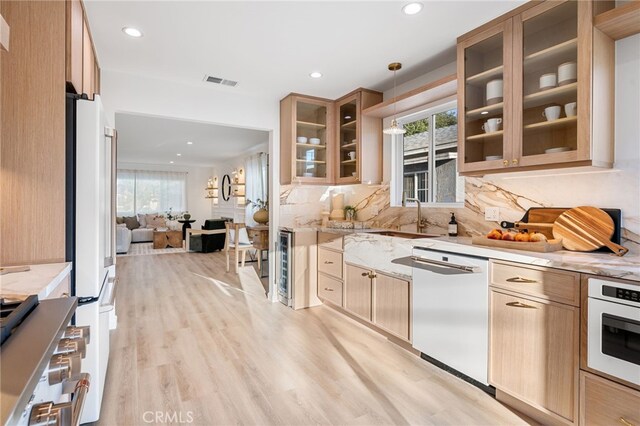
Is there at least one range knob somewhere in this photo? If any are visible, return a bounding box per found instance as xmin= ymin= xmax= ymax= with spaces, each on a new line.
xmin=48 ymin=352 xmax=81 ymax=385
xmin=55 ymin=337 xmax=86 ymax=358
xmin=28 ymin=401 xmax=71 ymax=426
xmin=63 ymin=326 xmax=90 ymax=344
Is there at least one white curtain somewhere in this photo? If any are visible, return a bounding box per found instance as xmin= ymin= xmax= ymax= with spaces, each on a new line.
xmin=116 ymin=169 xmax=187 ymax=215
xmin=244 ymin=153 xmax=268 ymax=225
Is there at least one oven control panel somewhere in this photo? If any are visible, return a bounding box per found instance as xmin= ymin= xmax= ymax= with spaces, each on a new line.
xmin=603 ymin=285 xmax=640 ymax=303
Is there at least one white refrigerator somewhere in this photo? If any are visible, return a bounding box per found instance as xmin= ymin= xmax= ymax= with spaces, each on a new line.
xmin=66 ymin=94 xmax=117 ymax=423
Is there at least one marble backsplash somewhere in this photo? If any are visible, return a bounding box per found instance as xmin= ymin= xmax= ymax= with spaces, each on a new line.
xmin=280 ymin=174 xmax=640 ymax=252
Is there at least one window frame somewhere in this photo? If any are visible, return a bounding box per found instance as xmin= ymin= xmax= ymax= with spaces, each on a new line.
xmin=391 ymin=100 xmax=464 ymax=208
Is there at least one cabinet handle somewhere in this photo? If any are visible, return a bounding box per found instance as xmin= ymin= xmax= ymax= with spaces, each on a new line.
xmin=506 ymin=276 xmax=538 ymax=284
xmin=506 ymin=301 xmax=537 ymax=309
xmin=619 ymin=418 xmax=634 ymax=426
xmin=512 ymin=158 xmax=519 ymax=165
xmin=324 ymin=261 xmax=334 ymax=264
xmin=323 ymin=288 xmax=334 ymax=292
xmin=503 ymin=160 xmax=509 ymax=166
xmin=368 ymin=273 xmax=377 ymax=279
xmin=362 ymin=272 xmax=369 ymax=277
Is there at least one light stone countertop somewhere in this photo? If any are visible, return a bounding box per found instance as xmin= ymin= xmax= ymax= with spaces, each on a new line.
xmin=0 ymin=262 xmax=72 ymax=299
xmin=412 ymin=237 xmax=640 ymax=283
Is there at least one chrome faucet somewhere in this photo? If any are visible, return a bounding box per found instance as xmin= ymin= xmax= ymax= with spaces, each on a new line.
xmin=402 ymin=192 xmax=427 ymax=234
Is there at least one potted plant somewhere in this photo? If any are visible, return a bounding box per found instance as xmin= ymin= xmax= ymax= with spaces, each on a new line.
xmin=247 ymin=198 xmax=269 ymax=224
xmin=344 ymin=205 xmax=357 ymax=221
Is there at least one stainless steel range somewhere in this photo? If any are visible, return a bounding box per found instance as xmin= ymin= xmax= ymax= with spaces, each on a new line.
xmin=0 ymin=296 xmax=91 ymax=426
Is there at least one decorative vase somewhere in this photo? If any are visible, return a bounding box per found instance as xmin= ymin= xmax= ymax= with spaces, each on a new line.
xmin=253 ymin=209 xmax=269 ymax=225
xmin=183 ymin=213 xmax=191 ymax=220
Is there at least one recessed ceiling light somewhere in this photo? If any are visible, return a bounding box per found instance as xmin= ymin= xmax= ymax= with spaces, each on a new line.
xmin=177 ymin=153 xmax=182 ymax=156
xmin=309 ymin=72 xmax=323 ymax=79
xmin=122 ymin=27 xmax=143 ymax=38
xmin=169 ymin=161 xmax=174 ymax=164
xmin=402 ymin=2 xmax=423 ymax=15
xmin=186 ymin=141 xmax=193 ymax=145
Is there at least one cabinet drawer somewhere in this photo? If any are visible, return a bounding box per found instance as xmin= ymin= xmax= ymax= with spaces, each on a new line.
xmin=318 ymin=273 xmax=343 ymax=306
xmin=490 ymin=261 xmax=580 ymax=306
xmin=318 ymin=232 xmax=343 ymax=251
xmin=318 ymin=248 xmax=343 ymax=279
xmin=580 ymin=371 xmax=640 ymax=426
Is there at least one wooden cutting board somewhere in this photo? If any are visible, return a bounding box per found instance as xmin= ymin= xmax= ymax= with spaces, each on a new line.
xmin=552 ymin=206 xmax=628 ymax=256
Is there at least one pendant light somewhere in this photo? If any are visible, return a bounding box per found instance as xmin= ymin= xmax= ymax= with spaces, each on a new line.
xmin=383 ymin=62 xmax=406 ymax=135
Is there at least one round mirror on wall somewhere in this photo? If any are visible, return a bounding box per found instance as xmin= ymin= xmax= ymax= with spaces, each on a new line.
xmin=221 ymin=174 xmax=232 ymax=201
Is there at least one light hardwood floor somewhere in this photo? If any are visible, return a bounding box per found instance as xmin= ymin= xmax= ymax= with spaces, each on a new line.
xmin=98 ymin=251 xmax=531 ymax=426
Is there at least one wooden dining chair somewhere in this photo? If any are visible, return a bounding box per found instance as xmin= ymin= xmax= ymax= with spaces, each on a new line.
xmin=224 ymin=222 xmax=256 ymax=273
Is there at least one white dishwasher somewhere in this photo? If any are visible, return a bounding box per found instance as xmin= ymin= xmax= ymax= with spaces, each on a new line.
xmin=411 ymin=246 xmax=490 ymax=388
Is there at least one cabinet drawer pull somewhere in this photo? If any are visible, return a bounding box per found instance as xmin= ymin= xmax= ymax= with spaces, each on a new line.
xmin=323 ymin=287 xmax=334 ymax=292
xmin=506 ymin=301 xmax=537 ymax=309
xmin=619 ymin=418 xmax=634 ymax=426
xmin=324 ymin=261 xmax=334 ymax=264
xmin=506 ymin=276 xmax=538 ymax=284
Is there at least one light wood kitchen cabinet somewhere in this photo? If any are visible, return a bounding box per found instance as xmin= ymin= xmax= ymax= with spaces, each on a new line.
xmin=335 ymin=89 xmax=383 ymax=184
xmin=280 ymin=89 xmax=382 ymax=185
xmin=1 ymin=0 xmax=67 ymax=266
xmin=318 ymin=247 xmax=343 ymax=280
xmin=344 ymin=263 xmax=373 ymax=321
xmin=458 ymin=0 xmax=614 ymax=175
xmin=65 ymin=0 xmax=83 ymax=93
xmin=318 ymin=273 xmax=343 ymax=307
xmin=280 ymin=94 xmax=334 ymax=185
xmin=373 ymin=272 xmax=410 ymax=341
xmin=490 ymin=289 xmax=579 ymax=424
xmin=580 ymin=371 xmax=640 ymax=426
xmin=65 ymin=0 xmax=100 ymax=98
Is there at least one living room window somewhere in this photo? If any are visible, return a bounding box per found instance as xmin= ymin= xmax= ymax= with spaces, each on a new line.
xmin=392 ymin=101 xmax=464 ymax=206
xmin=116 ymin=170 xmax=187 ymax=216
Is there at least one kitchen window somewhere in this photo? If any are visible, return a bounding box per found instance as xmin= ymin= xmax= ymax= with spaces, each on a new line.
xmin=392 ymin=101 xmax=464 ymax=206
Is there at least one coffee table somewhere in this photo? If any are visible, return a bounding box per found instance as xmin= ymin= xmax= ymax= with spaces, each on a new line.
xmin=153 ymin=230 xmax=183 ymax=249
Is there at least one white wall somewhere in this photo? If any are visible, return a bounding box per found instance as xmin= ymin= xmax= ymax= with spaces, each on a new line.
xmin=117 ymin=162 xmax=214 ymax=229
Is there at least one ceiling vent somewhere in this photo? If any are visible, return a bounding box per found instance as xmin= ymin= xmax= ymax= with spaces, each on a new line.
xmin=204 ymin=75 xmax=238 ymax=87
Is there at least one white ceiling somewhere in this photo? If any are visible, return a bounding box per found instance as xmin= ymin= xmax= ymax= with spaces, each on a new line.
xmin=85 ymin=0 xmax=526 ymax=100
xmin=116 ymin=113 xmax=269 ymax=166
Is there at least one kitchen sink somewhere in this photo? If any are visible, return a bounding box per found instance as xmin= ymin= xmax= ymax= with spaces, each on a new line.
xmin=367 ymin=230 xmax=441 ymax=239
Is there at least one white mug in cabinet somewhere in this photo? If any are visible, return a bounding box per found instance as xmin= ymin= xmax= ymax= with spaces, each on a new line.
xmin=482 ymin=117 xmax=502 ymax=133
xmin=297 ymin=136 xmax=308 ymax=144
xmin=539 ymin=73 xmax=557 ymax=90
xmin=564 ymin=102 xmax=577 ymax=117
xmin=542 ymin=106 xmax=561 ymax=121
xmin=486 ymin=79 xmax=503 ymax=105
xmin=348 ymin=151 xmax=356 ymax=160
xmin=558 ymin=61 xmax=577 ymax=86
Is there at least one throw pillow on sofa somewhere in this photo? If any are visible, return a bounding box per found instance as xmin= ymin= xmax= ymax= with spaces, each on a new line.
xmin=137 ymin=213 xmax=148 ymax=228
xmin=123 ymin=216 xmax=140 ymax=230
xmin=116 ymin=216 xmax=125 ymax=224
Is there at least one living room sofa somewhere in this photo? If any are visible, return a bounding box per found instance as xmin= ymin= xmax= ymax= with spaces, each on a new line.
xmin=116 ymin=213 xmax=182 ymax=253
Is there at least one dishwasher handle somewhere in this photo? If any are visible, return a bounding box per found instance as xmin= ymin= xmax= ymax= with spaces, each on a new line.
xmin=411 ymin=256 xmax=481 ymax=273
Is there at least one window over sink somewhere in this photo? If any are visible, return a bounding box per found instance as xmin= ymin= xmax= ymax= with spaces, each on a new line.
xmin=392 ymin=100 xmax=464 ymax=206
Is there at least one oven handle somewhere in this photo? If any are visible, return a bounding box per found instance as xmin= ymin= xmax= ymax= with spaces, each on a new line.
xmin=71 ymin=373 xmax=91 ymax=426
xmin=410 ymin=256 xmax=480 ymax=273
xmin=603 ymin=314 xmax=640 ymax=334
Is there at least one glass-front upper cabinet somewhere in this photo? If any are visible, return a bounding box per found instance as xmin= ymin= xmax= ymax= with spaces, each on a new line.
xmin=517 ymin=0 xmax=579 ymax=167
xmin=336 ymin=94 xmax=359 ymax=183
xmin=458 ymin=19 xmax=512 ymax=173
xmin=280 ymin=95 xmax=334 ymax=185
